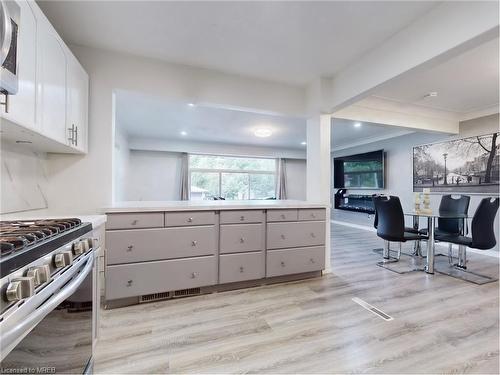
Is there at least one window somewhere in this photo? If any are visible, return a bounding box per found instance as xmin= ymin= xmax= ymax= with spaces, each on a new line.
xmin=189 ymin=155 xmax=277 ymax=200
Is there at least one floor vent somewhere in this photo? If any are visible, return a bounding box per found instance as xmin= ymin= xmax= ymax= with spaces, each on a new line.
xmin=140 ymin=292 xmax=171 ymax=303
xmin=352 ymin=297 xmax=394 ymax=321
xmin=173 ymin=288 xmax=201 ymax=298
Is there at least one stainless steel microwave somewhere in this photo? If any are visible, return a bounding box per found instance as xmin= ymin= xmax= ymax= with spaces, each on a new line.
xmin=0 ymin=0 xmax=20 ymax=95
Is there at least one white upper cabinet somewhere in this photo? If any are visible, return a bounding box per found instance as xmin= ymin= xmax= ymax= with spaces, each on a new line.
xmin=37 ymin=19 xmax=67 ymax=144
xmin=66 ymin=52 xmax=89 ymax=152
xmin=0 ymin=0 xmax=88 ymax=154
xmin=1 ymin=0 xmax=37 ymax=129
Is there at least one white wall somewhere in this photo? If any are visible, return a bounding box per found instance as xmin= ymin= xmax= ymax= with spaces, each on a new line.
xmin=40 ymin=45 xmax=308 ymax=214
xmin=332 ymin=114 xmax=500 ymax=251
xmin=286 ymin=159 xmax=306 ymax=200
xmin=114 ymin=146 xmax=307 ymax=202
xmin=124 ymin=150 xmax=182 ymax=201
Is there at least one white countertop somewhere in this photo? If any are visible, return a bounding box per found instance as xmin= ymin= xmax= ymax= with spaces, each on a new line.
xmin=103 ymin=200 xmax=329 ymax=213
xmin=0 ymin=213 xmax=107 ymax=229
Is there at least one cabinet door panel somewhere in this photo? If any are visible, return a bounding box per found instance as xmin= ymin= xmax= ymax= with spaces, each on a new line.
xmin=1 ymin=1 xmax=37 ymax=129
xmin=38 ymin=23 xmax=66 ymax=143
xmin=66 ymin=53 xmax=88 ymax=152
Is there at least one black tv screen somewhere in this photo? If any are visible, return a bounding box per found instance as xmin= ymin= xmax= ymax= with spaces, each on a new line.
xmin=334 ymin=150 xmax=385 ymax=189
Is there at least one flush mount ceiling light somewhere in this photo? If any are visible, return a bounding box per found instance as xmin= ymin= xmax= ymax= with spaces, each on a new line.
xmin=180 ymin=131 xmax=188 ymax=136
xmin=187 ymin=103 xmax=196 ymax=107
xmin=301 ymin=141 xmax=307 ymax=145
xmin=254 ymin=128 xmax=273 ymax=138
xmin=354 ymin=122 xmax=362 ymax=128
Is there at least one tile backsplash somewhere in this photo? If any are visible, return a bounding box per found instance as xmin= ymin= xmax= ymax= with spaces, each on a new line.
xmin=1 ymin=141 xmax=49 ymax=214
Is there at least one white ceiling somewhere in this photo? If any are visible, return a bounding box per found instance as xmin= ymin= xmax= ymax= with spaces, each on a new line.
xmin=37 ymin=1 xmax=439 ymax=86
xmin=116 ymin=91 xmax=412 ymax=150
xmin=373 ymin=37 xmax=500 ymax=114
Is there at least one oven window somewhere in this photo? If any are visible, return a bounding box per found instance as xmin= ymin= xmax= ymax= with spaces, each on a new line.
xmin=0 ymin=270 xmax=93 ymax=374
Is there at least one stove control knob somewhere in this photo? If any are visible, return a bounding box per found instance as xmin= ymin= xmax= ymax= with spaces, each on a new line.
xmin=54 ymin=251 xmax=74 ymax=268
xmin=6 ymin=277 xmax=35 ymax=302
xmin=26 ymin=265 xmax=51 ymax=286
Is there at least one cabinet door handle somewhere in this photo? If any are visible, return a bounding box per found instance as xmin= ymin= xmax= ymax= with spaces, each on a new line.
xmin=281 ymin=261 xmax=285 ymax=267
xmin=1 ymin=93 xmax=9 ymax=113
xmin=187 ymin=217 xmax=193 ymax=223
xmin=74 ymin=126 xmax=78 ymax=147
xmin=190 ymin=272 xmax=198 ymax=279
xmin=68 ymin=126 xmax=74 ymax=144
xmin=191 ymin=240 xmax=198 ymax=246
xmin=310 ymin=258 xmax=315 ymax=264
xmin=127 ymin=245 xmax=133 ymax=252
xmin=311 ymin=213 xmax=316 ymax=218
xmin=239 ymin=237 xmax=245 ymax=243
xmin=281 ymin=234 xmax=286 ymax=240
xmin=280 ymin=214 xmax=286 ymax=219
xmin=131 ymin=220 xmax=138 ymax=225
xmin=310 ymin=232 xmax=316 ymax=238
xmin=240 ymin=216 xmax=245 ymax=221
xmin=239 ymin=266 xmax=244 ymax=273
xmin=126 ymin=280 xmax=133 ymax=286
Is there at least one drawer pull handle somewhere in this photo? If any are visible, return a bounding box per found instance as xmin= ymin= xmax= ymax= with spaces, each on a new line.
xmin=191 ymin=240 xmax=198 ymax=246
xmin=280 ymin=214 xmax=286 ymax=219
xmin=126 ymin=280 xmax=133 ymax=286
xmin=240 ymin=216 xmax=245 ymax=221
xmin=240 ymin=266 xmax=244 ymax=273
xmin=239 ymin=237 xmax=245 ymax=243
xmin=310 ymin=233 xmax=316 ymax=238
xmin=311 ymin=214 xmax=316 ymax=218
xmin=310 ymin=258 xmax=315 ymax=264
xmin=187 ymin=217 xmax=193 ymax=223
xmin=131 ymin=220 xmax=138 ymax=225
xmin=190 ymin=272 xmax=198 ymax=279
xmin=281 ymin=234 xmax=286 ymax=240
xmin=127 ymin=245 xmax=133 ymax=252
xmin=281 ymin=261 xmax=285 ymax=267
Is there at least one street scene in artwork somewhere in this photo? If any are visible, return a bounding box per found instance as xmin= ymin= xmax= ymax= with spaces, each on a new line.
xmin=413 ymin=132 xmax=499 ymax=193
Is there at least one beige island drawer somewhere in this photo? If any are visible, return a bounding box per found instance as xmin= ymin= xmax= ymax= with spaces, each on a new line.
xmin=106 ymin=226 xmax=216 ymax=265
xmin=267 ymin=221 xmax=325 ymax=249
xmin=267 ymin=209 xmax=298 ymax=222
xmin=220 ymin=223 xmax=264 ymax=254
xmin=220 ymin=210 xmax=265 ymax=224
xmin=106 ymin=212 xmax=164 ymax=230
xmin=219 ymin=252 xmax=264 ymax=284
xmin=165 ymin=211 xmax=215 ymax=226
xmin=105 ymin=255 xmax=217 ymax=300
xmin=266 ymin=246 xmax=325 ymax=277
xmin=298 ymin=208 xmax=326 ymax=221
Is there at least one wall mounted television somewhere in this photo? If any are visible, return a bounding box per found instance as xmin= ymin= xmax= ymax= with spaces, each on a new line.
xmin=333 ymin=150 xmax=385 ymax=189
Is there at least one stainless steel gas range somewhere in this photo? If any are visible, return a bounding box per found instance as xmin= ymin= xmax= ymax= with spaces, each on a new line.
xmin=0 ymin=218 xmax=95 ymax=374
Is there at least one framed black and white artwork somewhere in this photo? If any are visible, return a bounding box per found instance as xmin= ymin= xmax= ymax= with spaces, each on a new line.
xmin=413 ymin=132 xmax=499 ymax=193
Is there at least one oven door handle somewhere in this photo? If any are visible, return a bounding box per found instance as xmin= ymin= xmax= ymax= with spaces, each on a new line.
xmin=0 ymin=1 xmax=12 ymax=66
xmin=0 ymin=254 xmax=94 ymax=360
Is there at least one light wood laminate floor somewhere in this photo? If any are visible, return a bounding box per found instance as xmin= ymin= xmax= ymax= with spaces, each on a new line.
xmin=95 ymin=224 xmax=499 ymax=374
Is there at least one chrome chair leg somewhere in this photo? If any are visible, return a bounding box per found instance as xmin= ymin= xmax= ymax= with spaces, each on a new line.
xmin=383 ymin=240 xmax=390 ymax=259
xmin=397 ymin=242 xmax=402 ymax=260
xmin=448 ymin=243 xmax=453 ymax=265
xmin=457 ymin=244 xmax=467 ymax=269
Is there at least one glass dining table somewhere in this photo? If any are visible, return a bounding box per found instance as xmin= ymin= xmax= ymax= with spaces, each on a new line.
xmin=404 ymin=212 xmax=469 ymax=274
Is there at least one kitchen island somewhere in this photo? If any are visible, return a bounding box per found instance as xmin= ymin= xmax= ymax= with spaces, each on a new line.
xmin=103 ymin=200 xmax=329 ymax=308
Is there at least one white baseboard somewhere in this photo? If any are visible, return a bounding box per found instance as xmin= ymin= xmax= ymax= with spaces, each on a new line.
xmin=331 ymin=219 xmax=500 ymax=258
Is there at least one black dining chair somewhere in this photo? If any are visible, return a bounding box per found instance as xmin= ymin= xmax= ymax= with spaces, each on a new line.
xmin=373 ymin=195 xmax=428 ymax=263
xmin=417 ymin=194 xmax=470 ymax=261
xmin=435 ymin=197 xmax=499 ymax=270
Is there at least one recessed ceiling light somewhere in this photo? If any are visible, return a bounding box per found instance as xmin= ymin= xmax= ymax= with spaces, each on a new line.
xmin=301 ymin=141 xmax=307 ymax=145
xmin=187 ymin=103 xmax=196 ymax=107
xmin=354 ymin=122 xmax=362 ymax=128
xmin=254 ymin=128 xmax=273 ymax=138
xmin=180 ymin=131 xmax=187 ymax=136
